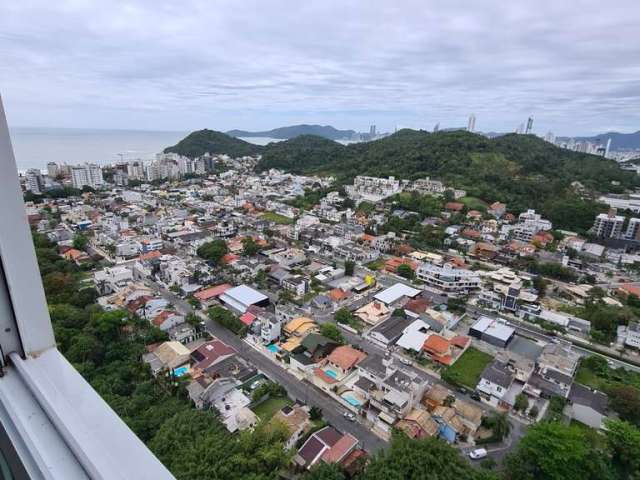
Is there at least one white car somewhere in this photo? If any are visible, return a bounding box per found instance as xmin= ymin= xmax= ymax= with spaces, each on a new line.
xmin=469 ymin=448 xmax=488 ymax=460
xmin=400 ymin=357 xmax=412 ymax=366
xmin=343 ymin=412 xmax=356 ymax=421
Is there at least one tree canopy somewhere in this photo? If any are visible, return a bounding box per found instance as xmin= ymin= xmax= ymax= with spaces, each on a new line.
xmin=197 ymin=239 xmax=228 ymax=265
xmin=361 ymin=433 xmax=497 ymax=480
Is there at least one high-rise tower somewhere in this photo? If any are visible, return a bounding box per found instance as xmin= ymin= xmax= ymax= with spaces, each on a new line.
xmin=467 ymin=114 xmax=476 ymax=132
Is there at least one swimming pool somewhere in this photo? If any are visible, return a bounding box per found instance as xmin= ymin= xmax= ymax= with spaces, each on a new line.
xmin=173 ymin=366 xmax=189 ymax=377
xmin=324 ymin=369 xmax=338 ymax=379
xmin=343 ymin=395 xmax=362 ymax=407
xmin=266 ymin=344 xmax=280 ymax=353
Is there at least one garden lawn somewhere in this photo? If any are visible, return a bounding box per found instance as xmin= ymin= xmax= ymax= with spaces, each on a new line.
xmin=442 ymin=347 xmax=493 ymax=389
xmin=252 ymin=397 xmax=293 ymax=422
xmin=261 ymin=211 xmax=294 ymax=224
xmin=459 ymin=196 xmax=489 ymax=212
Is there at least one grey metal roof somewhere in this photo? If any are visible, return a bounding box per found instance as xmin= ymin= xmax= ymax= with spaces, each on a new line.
xmin=569 ymin=383 xmax=608 ymax=415
xmin=370 ymin=316 xmax=414 ymax=343
xmin=358 ymin=354 xmax=387 ymax=378
xmin=481 ymin=361 xmax=514 ymax=389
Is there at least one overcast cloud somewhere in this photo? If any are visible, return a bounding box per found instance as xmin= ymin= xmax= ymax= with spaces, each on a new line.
xmin=1 ymin=0 xmax=639 ymax=135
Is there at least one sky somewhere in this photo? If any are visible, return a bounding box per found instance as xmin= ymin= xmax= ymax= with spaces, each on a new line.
xmin=1 ymin=0 xmax=639 ymax=136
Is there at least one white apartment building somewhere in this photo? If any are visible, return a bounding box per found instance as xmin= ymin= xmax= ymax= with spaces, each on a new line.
xmin=416 ymin=263 xmax=481 ymax=297
xmin=127 ymin=161 xmax=145 ymax=180
xmin=25 ymin=168 xmax=45 ymax=194
xmin=46 ymin=162 xmax=59 ymax=178
xmin=592 ymin=210 xmax=625 ymax=239
xmin=410 ymin=177 xmax=446 ymax=195
xmin=511 ymin=209 xmax=552 ymax=242
xmin=346 ymin=176 xmax=402 ymax=202
xmin=71 ymin=164 xmax=104 ymax=189
xmin=625 ymin=218 xmax=640 ymax=241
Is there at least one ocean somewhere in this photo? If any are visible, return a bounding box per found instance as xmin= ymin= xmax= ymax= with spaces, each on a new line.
xmin=8 ymin=127 xmax=349 ymax=171
xmin=9 ymin=127 xmax=189 ymax=171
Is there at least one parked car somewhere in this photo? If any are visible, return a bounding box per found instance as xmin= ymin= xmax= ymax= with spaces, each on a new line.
xmin=469 ymin=448 xmax=488 ymax=460
xmin=400 ymin=357 xmax=412 ymax=366
xmin=470 ymin=391 xmax=481 ymax=401
xmin=343 ymin=412 xmax=356 ymax=421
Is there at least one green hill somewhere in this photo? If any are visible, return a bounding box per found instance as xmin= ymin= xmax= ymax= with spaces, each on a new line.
xmin=163 ymin=129 xmax=263 ymax=158
xmin=256 ymin=129 xmax=638 ymax=232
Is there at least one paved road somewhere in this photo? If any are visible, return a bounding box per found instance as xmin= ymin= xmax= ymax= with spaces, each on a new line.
xmin=144 ymin=279 xmax=388 ymax=453
xmin=467 ymin=305 xmax=640 ymax=373
xmin=145 ymin=278 xmax=528 ymax=457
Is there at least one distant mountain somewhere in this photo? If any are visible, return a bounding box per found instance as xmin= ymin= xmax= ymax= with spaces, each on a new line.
xmin=226 ymin=124 xmax=356 ymax=141
xmin=163 ymin=129 xmax=263 ymax=158
xmin=557 ymin=131 xmax=640 ymax=151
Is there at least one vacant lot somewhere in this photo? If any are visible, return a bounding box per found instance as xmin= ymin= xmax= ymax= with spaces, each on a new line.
xmin=459 ymin=196 xmax=489 ymax=212
xmin=261 ymin=211 xmax=294 ymax=224
xmin=442 ymin=347 xmax=493 ymax=389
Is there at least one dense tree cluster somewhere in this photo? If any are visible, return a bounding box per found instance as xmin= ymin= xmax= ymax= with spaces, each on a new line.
xmin=242 ymin=236 xmax=262 ymax=256
xmin=163 ymin=129 xmax=262 ymax=158
xmin=208 ymin=305 xmax=247 ymax=335
xmin=287 ymin=187 xmax=333 ymax=210
xmin=361 ymin=433 xmax=497 ymax=480
xmin=503 ymin=420 xmax=640 ymax=480
xmin=319 ymin=323 xmax=345 ymax=344
xmin=196 ymin=239 xmax=228 ymax=265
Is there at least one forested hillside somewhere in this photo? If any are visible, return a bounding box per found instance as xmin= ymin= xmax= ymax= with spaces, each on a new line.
xmin=163 ymin=128 xmax=637 ymax=231
xmin=164 ymin=129 xmax=263 ymax=158
xmin=256 ymin=129 xmax=637 ymax=231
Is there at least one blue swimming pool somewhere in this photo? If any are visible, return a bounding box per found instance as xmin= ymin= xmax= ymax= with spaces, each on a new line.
xmin=266 ymin=344 xmax=280 ymax=353
xmin=324 ymin=369 xmax=338 ymax=379
xmin=173 ymin=366 xmax=188 ymax=377
xmin=343 ymin=395 xmax=362 ymax=407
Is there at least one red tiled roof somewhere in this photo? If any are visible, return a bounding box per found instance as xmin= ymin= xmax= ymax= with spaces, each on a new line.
xmin=621 ymin=284 xmax=640 ymax=297
xmin=194 ymin=284 xmax=232 ymax=301
xmin=239 ymin=312 xmax=256 ymax=326
xmin=450 ymin=335 xmax=471 ymax=348
xmin=63 ymin=248 xmax=85 ymax=260
xmin=152 ymin=310 xmax=172 ymax=327
xmin=445 ymin=202 xmax=464 ymax=211
xmin=326 ymin=346 xmax=367 ymax=371
xmin=384 ymin=257 xmax=417 ymax=273
xmin=328 ymin=289 xmax=350 ymax=301
xmin=222 ymin=253 xmax=240 ymax=264
xmin=191 ymin=340 xmax=236 ymax=370
xmin=321 ymin=433 xmax=358 ymax=463
xmin=139 ymin=250 xmax=162 ymax=261
xmin=340 ymin=449 xmax=367 ymax=471
xmin=404 ymin=298 xmax=429 ymax=314
xmin=127 ymin=295 xmax=153 ymax=313
xmin=461 ymin=229 xmax=481 ymax=239
xmin=423 ymin=334 xmax=450 ymax=355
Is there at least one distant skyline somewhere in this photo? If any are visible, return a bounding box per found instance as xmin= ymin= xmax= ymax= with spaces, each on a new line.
xmin=1 ymin=1 xmax=639 ymax=136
